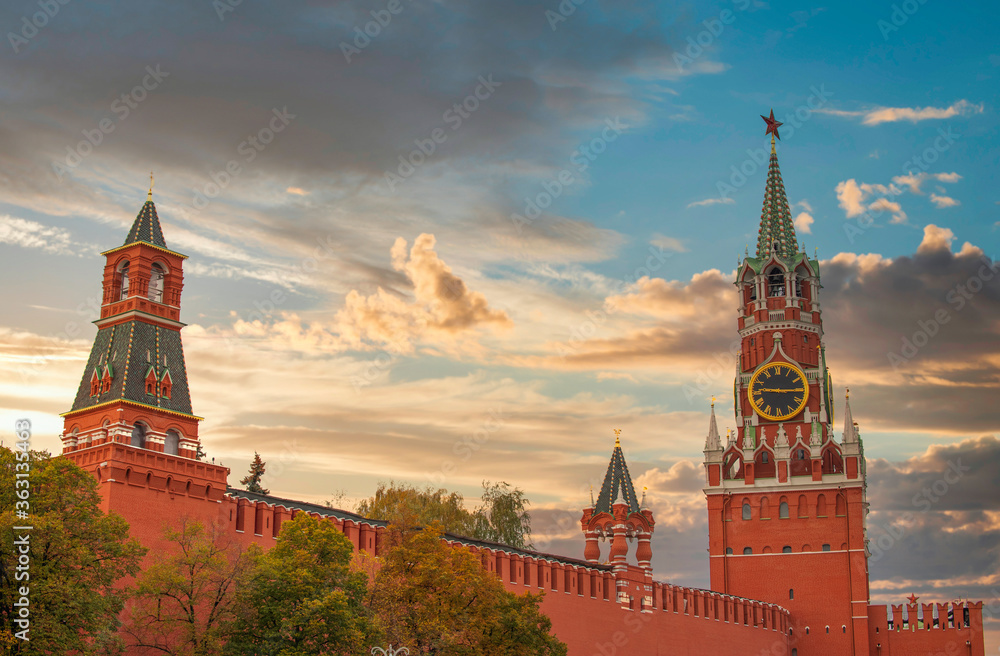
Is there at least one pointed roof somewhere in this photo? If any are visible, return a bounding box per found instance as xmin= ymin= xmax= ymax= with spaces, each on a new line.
xmin=124 ymin=200 xmax=167 ymax=248
xmin=595 ymin=437 xmax=640 ymax=515
xmin=755 ymin=140 xmax=798 ymax=259
xmin=842 ymin=388 xmax=857 ymax=443
xmin=704 ymin=400 xmax=722 ymax=452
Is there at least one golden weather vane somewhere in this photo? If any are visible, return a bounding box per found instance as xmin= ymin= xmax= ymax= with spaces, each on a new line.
xmin=613 ymin=428 xmax=621 ymax=446
xmin=147 ymin=171 xmax=154 ymax=200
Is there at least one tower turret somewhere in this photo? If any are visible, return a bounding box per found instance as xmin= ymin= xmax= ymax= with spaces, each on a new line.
xmin=581 ymin=431 xmax=654 ymax=573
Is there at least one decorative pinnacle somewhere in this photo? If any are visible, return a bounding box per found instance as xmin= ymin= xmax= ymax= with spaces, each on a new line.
xmin=147 ymin=171 xmax=154 ymax=201
xmin=711 ymin=395 xmax=715 ymax=408
xmin=613 ymin=428 xmax=621 ymax=446
xmin=846 ymin=386 xmax=850 ymax=399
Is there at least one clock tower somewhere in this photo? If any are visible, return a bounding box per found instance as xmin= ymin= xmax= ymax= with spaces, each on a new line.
xmin=703 ymin=112 xmax=870 ymax=655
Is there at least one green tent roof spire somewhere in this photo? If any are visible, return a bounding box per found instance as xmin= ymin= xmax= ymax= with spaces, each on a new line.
xmin=756 ymin=110 xmax=797 ymax=259
xmin=124 ymin=198 xmax=167 ymax=248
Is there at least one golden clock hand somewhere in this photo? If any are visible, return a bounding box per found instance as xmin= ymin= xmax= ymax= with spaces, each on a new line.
xmin=758 ymin=387 xmax=795 ymax=393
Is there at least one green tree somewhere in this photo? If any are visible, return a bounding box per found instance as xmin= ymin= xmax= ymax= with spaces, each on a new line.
xmin=474 ymin=481 xmax=532 ymax=549
xmin=0 ymin=445 xmax=145 ymax=654
xmin=240 ymin=452 xmax=269 ymax=495
xmin=356 ymin=481 xmax=476 ymax=536
xmin=368 ymin=525 xmax=566 ymax=655
xmin=123 ymin=519 xmax=254 ymax=655
xmin=356 ymin=481 xmax=532 ymax=548
xmin=225 ymin=513 xmax=373 ymax=655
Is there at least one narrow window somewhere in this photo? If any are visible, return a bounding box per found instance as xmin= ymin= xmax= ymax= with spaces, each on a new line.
xmin=119 ymin=262 xmax=130 ymax=300
xmin=742 ymin=502 xmax=751 ymax=520
xmin=148 ymin=264 xmax=165 ymax=303
xmin=779 ymin=501 xmax=789 ymax=519
xmin=761 ymin=452 xmax=769 ymax=464
xmin=768 ymin=268 xmax=785 ymax=297
xmin=789 ymin=588 xmax=794 ymax=599
xmin=130 ymin=423 xmax=146 ymax=449
xmin=164 ymin=430 xmax=180 ymax=456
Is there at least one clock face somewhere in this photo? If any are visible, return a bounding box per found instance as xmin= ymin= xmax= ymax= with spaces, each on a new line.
xmin=748 ymin=362 xmax=808 ymax=421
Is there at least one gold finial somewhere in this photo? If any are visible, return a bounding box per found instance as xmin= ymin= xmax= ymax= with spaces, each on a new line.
xmin=147 ymin=171 xmax=154 ymax=201
xmin=846 ymin=386 xmax=850 ymax=399
xmin=711 ymin=395 xmax=715 ymax=408
xmin=613 ymin=428 xmax=621 ymax=445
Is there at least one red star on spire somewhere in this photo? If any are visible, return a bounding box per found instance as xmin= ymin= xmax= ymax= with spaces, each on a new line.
xmin=761 ymin=109 xmax=783 ymax=140
xmin=907 ymin=593 xmax=919 ymax=605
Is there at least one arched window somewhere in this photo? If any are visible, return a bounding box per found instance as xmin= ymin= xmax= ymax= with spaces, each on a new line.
xmin=119 ymin=262 xmax=130 ymax=300
xmin=742 ymin=501 xmax=752 ymax=520
xmin=789 ymin=588 xmax=794 ymax=599
xmin=726 ymin=547 xmax=733 ymax=555
xmin=817 ymin=494 xmax=828 ymax=516
xmin=826 ymin=626 xmax=830 ymax=634
xmin=743 ymin=547 xmax=752 ymax=555
xmin=842 ymin=625 xmax=847 ymax=633
xmin=779 ymin=499 xmax=790 ymax=519
xmin=761 ymin=452 xmax=769 ymax=464
xmin=130 ymin=422 xmax=146 ymax=449
xmin=767 ymin=267 xmax=785 ymax=297
xmin=822 ymin=544 xmax=831 ymax=551
xmin=164 ymin=430 xmax=180 ymax=455
xmin=148 ymin=263 xmax=165 ymax=303
xmin=805 ymin=627 xmax=810 ymax=635
xmin=782 ymin=546 xmax=792 ymax=553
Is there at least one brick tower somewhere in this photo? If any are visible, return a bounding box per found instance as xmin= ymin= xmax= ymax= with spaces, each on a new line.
xmin=581 ymin=432 xmax=655 ymax=572
xmin=60 ymin=184 xmax=228 ymax=522
xmin=703 ymin=112 xmax=871 ymax=655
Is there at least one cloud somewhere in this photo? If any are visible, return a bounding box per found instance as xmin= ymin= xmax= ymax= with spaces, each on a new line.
xmin=336 ymin=233 xmax=512 ymax=351
xmin=929 ymin=193 xmax=960 ymax=208
xmin=868 ymin=198 xmax=907 ymax=224
xmin=835 ymin=179 xmax=866 ymax=218
xmin=915 ymin=224 xmax=956 ymax=254
xmin=816 ymin=100 xmax=984 ymax=125
xmin=649 ymin=234 xmax=688 ymax=253
xmin=0 ymin=215 xmax=93 ymax=256
xmin=686 ymin=197 xmax=735 ymax=208
xmin=793 ymin=211 xmax=814 ymax=234
xmin=892 ymin=172 xmax=962 ymax=194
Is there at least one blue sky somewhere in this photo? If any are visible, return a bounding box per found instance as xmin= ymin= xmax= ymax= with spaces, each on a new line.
xmin=0 ymin=0 xmax=998 ymax=650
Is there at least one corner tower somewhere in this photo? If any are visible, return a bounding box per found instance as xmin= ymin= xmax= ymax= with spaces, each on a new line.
xmin=703 ymin=113 xmax=870 ymax=656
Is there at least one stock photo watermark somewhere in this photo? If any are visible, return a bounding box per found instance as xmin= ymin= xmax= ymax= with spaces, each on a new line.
xmin=341 ymin=0 xmax=414 ymax=62
xmin=52 ymin=65 xmax=170 ymax=180
xmin=887 ymin=255 xmax=998 ymax=370
xmin=12 ymin=419 xmax=34 ymax=642
xmin=188 ymin=107 xmax=295 ymax=210
xmin=383 ymin=74 xmax=501 ymax=193
xmin=8 ymin=0 xmax=71 ymax=54
xmin=510 ymin=117 xmax=626 ymax=234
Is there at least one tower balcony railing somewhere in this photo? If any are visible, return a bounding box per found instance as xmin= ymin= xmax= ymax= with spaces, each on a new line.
xmin=101 ymin=296 xmax=180 ymax=321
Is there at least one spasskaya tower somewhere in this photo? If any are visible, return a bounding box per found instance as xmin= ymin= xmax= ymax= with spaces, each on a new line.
xmin=702 ymin=111 xmax=870 ymax=655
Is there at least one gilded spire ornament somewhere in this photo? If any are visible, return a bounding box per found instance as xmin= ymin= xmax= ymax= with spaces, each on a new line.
xmin=147 ymin=171 xmax=154 ymax=201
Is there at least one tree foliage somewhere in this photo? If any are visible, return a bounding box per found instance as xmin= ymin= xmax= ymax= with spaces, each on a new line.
xmin=474 ymin=481 xmax=533 ymax=549
xmin=240 ymin=452 xmax=269 ymax=495
xmin=123 ymin=519 xmax=254 ymax=655
xmin=224 ymin=513 xmax=374 ymax=655
xmin=355 ymin=480 xmax=532 ymax=548
xmin=0 ymin=446 xmax=145 ymax=654
xmin=368 ymin=525 xmax=566 ymax=655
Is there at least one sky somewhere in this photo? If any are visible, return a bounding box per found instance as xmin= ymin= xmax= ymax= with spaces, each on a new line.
xmin=1 ymin=0 xmax=998 ymax=650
